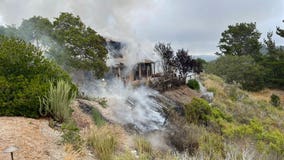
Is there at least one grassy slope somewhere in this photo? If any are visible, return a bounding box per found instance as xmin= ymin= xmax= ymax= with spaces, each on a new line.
xmin=200 ymin=73 xmax=284 ymax=159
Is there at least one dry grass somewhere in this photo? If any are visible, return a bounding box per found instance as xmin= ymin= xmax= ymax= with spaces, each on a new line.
xmin=200 ymin=73 xmax=227 ymax=99
xmin=64 ymin=144 xmax=81 ymax=160
xmin=134 ymin=136 xmax=153 ymax=156
xmin=249 ymin=89 xmax=284 ymax=105
xmin=88 ymin=125 xmax=125 ymax=160
xmin=114 ymin=150 xmax=137 ymax=160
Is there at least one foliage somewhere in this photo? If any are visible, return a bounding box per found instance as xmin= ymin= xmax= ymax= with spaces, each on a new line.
xmin=0 ymin=25 xmax=19 ymax=38
xmin=154 ymin=42 xmax=175 ymax=76
xmin=224 ymin=119 xmax=284 ymax=158
xmin=187 ymin=79 xmax=200 ymax=90
xmin=205 ymin=55 xmax=265 ymax=91
xmin=185 ymin=98 xmax=212 ymax=125
xmin=217 ymin=22 xmax=261 ymax=58
xmin=270 ymin=94 xmax=280 ymax=107
xmin=39 ymin=80 xmax=76 ymax=123
xmin=174 ymin=49 xmax=195 ymax=80
xmin=195 ymin=58 xmax=207 ymax=73
xmin=88 ymin=126 xmax=118 ymax=160
xmin=52 ymin=12 xmax=108 ymax=78
xmin=260 ymin=32 xmax=284 ymax=89
xmin=91 ymin=107 xmax=106 ymax=127
xmin=18 ymin=16 xmax=53 ymax=46
xmin=201 ymin=73 xmax=284 ymax=159
xmin=61 ymin=120 xmax=83 ymax=151
xmin=169 ymin=123 xmax=203 ymax=154
xmin=199 ymin=133 xmax=225 ymax=160
xmin=0 ymin=35 xmax=72 ymax=117
xmin=0 ymin=12 xmax=109 ymax=79
xmin=276 ymin=20 xmax=284 ymax=38
xmin=154 ymin=42 xmax=202 ymax=84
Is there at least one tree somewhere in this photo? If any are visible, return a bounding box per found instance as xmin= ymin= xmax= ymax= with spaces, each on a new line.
xmin=261 ymin=32 xmax=284 ymax=89
xmin=264 ymin=32 xmax=277 ymax=54
xmin=195 ymin=58 xmax=206 ymax=73
xmin=154 ymin=42 xmax=175 ymax=76
xmin=0 ymin=25 xmax=19 ymax=38
xmin=174 ymin=49 xmax=193 ymax=80
xmin=0 ymin=35 xmax=73 ymax=117
xmin=205 ymin=55 xmax=264 ymax=91
xmin=52 ymin=12 xmax=108 ymax=78
xmin=276 ymin=20 xmax=284 ymax=38
xmin=218 ymin=22 xmax=261 ymax=58
xmin=18 ymin=16 xmax=53 ymax=47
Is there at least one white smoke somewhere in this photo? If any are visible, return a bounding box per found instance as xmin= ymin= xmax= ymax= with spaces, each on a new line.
xmin=0 ymin=0 xmax=166 ymax=133
xmin=0 ymin=0 xmax=155 ymax=41
xmin=0 ymin=0 xmax=161 ymax=70
xmin=80 ymin=79 xmax=166 ymax=133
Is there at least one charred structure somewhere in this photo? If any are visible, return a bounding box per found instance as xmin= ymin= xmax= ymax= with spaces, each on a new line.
xmin=106 ymin=40 xmax=158 ymax=85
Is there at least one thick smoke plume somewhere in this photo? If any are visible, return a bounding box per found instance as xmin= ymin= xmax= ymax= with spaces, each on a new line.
xmin=80 ymin=79 xmax=166 ymax=133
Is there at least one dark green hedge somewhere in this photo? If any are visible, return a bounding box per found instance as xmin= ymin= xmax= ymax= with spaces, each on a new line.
xmin=0 ymin=36 xmax=74 ymax=117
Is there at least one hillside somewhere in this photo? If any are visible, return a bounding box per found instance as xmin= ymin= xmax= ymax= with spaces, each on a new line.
xmin=1 ymin=74 xmax=284 ymax=160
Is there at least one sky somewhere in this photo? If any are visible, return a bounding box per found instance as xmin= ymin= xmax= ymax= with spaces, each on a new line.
xmin=0 ymin=0 xmax=283 ymax=55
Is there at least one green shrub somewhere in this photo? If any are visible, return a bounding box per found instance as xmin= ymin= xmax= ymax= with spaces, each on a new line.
xmin=0 ymin=35 xmax=72 ymax=118
xmin=39 ymin=80 xmax=76 ymax=123
xmin=270 ymin=94 xmax=280 ymax=107
xmin=185 ymin=98 xmax=212 ymax=125
xmin=91 ymin=107 xmax=106 ymax=127
xmin=187 ymin=79 xmax=200 ymax=90
xmin=61 ymin=120 xmax=83 ymax=151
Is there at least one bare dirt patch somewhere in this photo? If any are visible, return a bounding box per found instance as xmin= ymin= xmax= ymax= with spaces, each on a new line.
xmin=0 ymin=117 xmax=65 ymax=160
xmin=163 ymin=85 xmax=201 ymax=105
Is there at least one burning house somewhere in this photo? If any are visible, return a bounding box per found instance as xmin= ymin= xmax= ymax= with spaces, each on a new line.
xmin=106 ymin=40 xmax=158 ymax=85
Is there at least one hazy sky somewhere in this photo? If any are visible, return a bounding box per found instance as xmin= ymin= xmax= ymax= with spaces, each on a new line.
xmin=0 ymin=0 xmax=283 ymax=55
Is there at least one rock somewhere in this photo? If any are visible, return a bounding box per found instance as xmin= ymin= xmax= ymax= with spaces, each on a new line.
xmin=78 ymin=100 xmax=93 ymax=114
xmin=201 ymin=92 xmax=214 ymax=103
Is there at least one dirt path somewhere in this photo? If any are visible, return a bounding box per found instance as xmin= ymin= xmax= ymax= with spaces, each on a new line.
xmin=0 ymin=117 xmax=65 ymax=160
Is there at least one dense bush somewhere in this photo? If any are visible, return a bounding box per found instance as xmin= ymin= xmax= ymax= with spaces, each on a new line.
xmin=0 ymin=35 xmax=73 ymax=117
xmin=270 ymin=94 xmax=280 ymax=107
xmin=185 ymin=98 xmax=212 ymax=125
xmin=205 ymin=55 xmax=264 ymax=91
xmin=187 ymin=79 xmax=200 ymax=90
xmin=224 ymin=119 xmax=284 ymax=158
